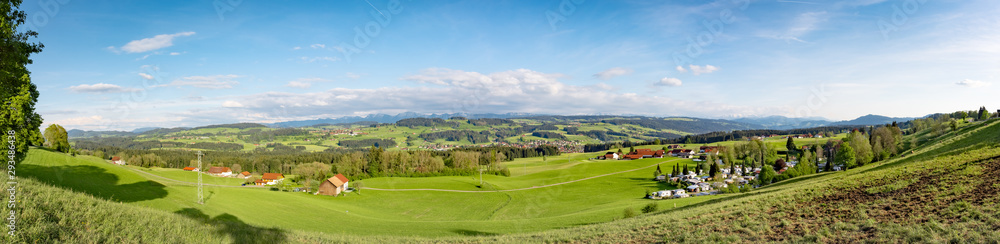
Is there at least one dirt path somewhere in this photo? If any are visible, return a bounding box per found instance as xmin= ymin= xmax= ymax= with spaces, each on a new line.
xmin=365 ymin=159 xmax=677 ymax=193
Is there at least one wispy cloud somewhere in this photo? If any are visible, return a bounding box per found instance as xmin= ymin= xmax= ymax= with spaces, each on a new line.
xmin=115 ymin=32 xmax=195 ymax=53
xmin=286 ymin=81 xmax=312 ymax=89
xmin=655 ymin=77 xmax=683 ymax=87
xmin=689 ymin=65 xmax=719 ymax=75
xmin=956 ymin=79 xmax=991 ymax=88
xmin=761 ymin=11 xmax=827 ymax=43
xmin=285 ymin=77 xmax=332 ymax=89
xmin=158 ymin=75 xmax=241 ymax=89
xmin=298 ymin=56 xmax=339 ymax=63
xmin=205 ymin=68 xmax=779 ymax=123
xmin=68 ymin=83 xmax=141 ymax=93
xmin=593 ymin=67 xmax=634 ymax=80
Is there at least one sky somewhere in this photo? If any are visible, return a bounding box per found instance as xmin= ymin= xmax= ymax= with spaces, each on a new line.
xmin=18 ymin=0 xmax=1000 ymax=131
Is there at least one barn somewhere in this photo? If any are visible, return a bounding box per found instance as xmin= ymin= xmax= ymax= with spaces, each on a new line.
xmin=317 ymin=174 xmax=350 ymax=196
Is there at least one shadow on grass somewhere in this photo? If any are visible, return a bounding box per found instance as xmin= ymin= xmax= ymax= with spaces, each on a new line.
xmin=175 ymin=208 xmax=287 ymax=244
xmin=17 ymin=163 xmax=168 ymax=203
xmin=452 ymin=229 xmax=499 ymax=236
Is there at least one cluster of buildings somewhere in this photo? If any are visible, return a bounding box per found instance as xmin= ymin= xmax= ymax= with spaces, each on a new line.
xmin=597 ymin=145 xmax=721 ymax=161
xmin=181 ymin=166 xmax=286 ymax=186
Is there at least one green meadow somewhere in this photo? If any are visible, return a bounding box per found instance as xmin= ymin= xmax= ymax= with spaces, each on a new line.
xmin=13 ymin=147 xmax=713 ymax=238
xmin=9 ymin=120 xmax=1000 ymax=243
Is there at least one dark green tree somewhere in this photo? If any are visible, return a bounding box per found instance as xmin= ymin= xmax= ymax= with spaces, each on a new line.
xmin=709 ymin=161 xmax=719 ymax=178
xmin=1 ymin=0 xmax=45 ymax=164
xmin=654 ymin=164 xmax=661 ymax=177
xmin=786 ymin=137 xmax=797 ymax=153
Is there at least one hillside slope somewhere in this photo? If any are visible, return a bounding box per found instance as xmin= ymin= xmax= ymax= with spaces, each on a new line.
xmin=10 ymin=120 xmax=1000 ymax=243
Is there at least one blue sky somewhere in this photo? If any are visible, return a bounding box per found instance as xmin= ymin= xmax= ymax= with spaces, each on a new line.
xmin=19 ymin=0 xmax=1000 ymax=131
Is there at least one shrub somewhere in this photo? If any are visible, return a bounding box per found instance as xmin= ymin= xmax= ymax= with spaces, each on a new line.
xmin=623 ymin=207 xmax=638 ymax=218
xmin=642 ymin=203 xmax=659 ymax=213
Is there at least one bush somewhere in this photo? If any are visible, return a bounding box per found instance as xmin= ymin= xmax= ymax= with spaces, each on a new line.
xmin=642 ymin=203 xmax=659 ymax=213
xmin=623 ymin=207 xmax=638 ymax=218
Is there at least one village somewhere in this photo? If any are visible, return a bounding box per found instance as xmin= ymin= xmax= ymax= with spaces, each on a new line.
xmin=106 ymin=156 xmax=355 ymax=197
xmin=593 ymin=141 xmax=833 ymax=200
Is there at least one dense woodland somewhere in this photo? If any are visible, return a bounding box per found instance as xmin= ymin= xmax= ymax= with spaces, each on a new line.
xmin=337 ymin=138 xmax=398 ymax=148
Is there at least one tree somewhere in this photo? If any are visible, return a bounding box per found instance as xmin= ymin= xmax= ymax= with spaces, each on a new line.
xmin=231 ymin=163 xmax=242 ymax=174
xmin=759 ymin=165 xmax=776 ymax=185
xmin=836 ymin=141 xmax=856 ymax=169
xmin=979 ymin=106 xmax=990 ymax=121
xmin=653 ymin=138 xmax=661 ymax=145
xmin=709 ymin=161 xmax=719 ymax=178
xmin=773 ymin=158 xmax=787 ymax=172
xmin=366 ymin=146 xmax=383 ymax=175
xmin=786 ymin=137 xmax=797 ymax=153
xmin=629 ymin=146 xmax=635 ymax=154
xmin=950 ymin=120 xmax=958 ymax=132
xmin=654 ymin=164 xmax=662 ymax=177
xmin=682 ymin=164 xmax=689 ymax=175
xmin=293 ymin=162 xmax=331 ymax=188
xmin=1 ymin=0 xmax=45 ymax=165
xmin=616 ymin=148 xmax=623 ymax=155
xmin=43 ymin=124 xmax=69 ymax=153
xmin=847 ymin=131 xmax=873 ymax=167
xmin=685 ymin=137 xmax=693 ymax=144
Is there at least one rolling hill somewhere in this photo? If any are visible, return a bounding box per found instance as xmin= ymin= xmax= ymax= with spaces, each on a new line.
xmin=11 ymin=118 xmax=1000 ymax=242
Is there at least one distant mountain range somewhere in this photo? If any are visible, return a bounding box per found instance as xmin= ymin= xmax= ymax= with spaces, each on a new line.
xmin=65 ymin=112 xmax=923 ymax=138
xmin=267 ymin=112 xmax=535 ymax=128
xmin=731 ymin=114 xmax=919 ymax=130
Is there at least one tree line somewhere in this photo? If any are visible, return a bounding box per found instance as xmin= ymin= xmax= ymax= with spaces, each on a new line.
xmin=337 ymin=138 xmax=397 ymax=148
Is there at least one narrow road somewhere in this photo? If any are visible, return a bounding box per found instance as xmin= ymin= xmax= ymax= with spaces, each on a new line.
xmin=365 ymin=159 xmax=677 ymax=193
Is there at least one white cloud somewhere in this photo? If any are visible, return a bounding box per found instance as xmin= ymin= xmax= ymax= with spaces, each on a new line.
xmin=345 ymin=72 xmax=361 ymax=79
xmin=138 ymin=73 xmax=154 ymax=80
xmin=169 ymin=52 xmax=182 ymax=55
xmin=117 ymin=32 xmax=195 ymax=53
xmin=593 ymin=67 xmax=634 ymax=80
xmin=299 ymin=56 xmax=339 ymax=63
xmin=655 ymin=77 xmax=683 ymax=87
xmin=222 ymin=101 xmax=245 ymax=108
xmin=292 ymin=46 xmax=302 ymax=50
xmin=675 ymin=65 xmax=687 ymax=73
xmin=160 ymin=75 xmax=241 ymax=89
xmin=310 ymin=44 xmax=326 ymax=49
xmin=286 ymin=81 xmax=312 ymax=89
xmin=53 ymin=116 xmax=106 ymax=126
xmin=759 ymin=11 xmax=827 ymax=43
xmin=68 ymin=83 xmax=141 ymax=93
xmin=689 ymin=65 xmax=719 ymax=75
xmin=956 ymin=79 xmax=991 ymax=88
xmin=207 ymin=69 xmax=772 ymax=123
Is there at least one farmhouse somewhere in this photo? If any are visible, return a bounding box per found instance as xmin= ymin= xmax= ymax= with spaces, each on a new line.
xmin=623 ymin=149 xmax=665 ymax=160
xmin=261 ymin=173 xmax=285 ymax=185
xmin=207 ymin=167 xmax=233 ymax=177
xmin=182 ymin=167 xmax=198 ymax=171
xmin=317 ymin=174 xmax=350 ymax=196
xmin=240 ymin=171 xmax=251 ymax=179
xmin=111 ymin=156 xmax=125 ymax=165
xmin=598 ymin=152 xmax=619 ymax=160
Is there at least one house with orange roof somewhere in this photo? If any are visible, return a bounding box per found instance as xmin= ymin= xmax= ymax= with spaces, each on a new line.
xmin=207 ymin=166 xmax=233 ymax=177
xmin=260 ymin=173 xmax=284 ymax=185
xmin=317 ymin=174 xmax=350 ymax=196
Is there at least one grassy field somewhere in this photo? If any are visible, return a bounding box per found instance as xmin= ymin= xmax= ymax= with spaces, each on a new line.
xmin=11 ymin=147 xmax=715 ymax=239
xmin=15 ymin=120 xmax=1000 ymax=243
